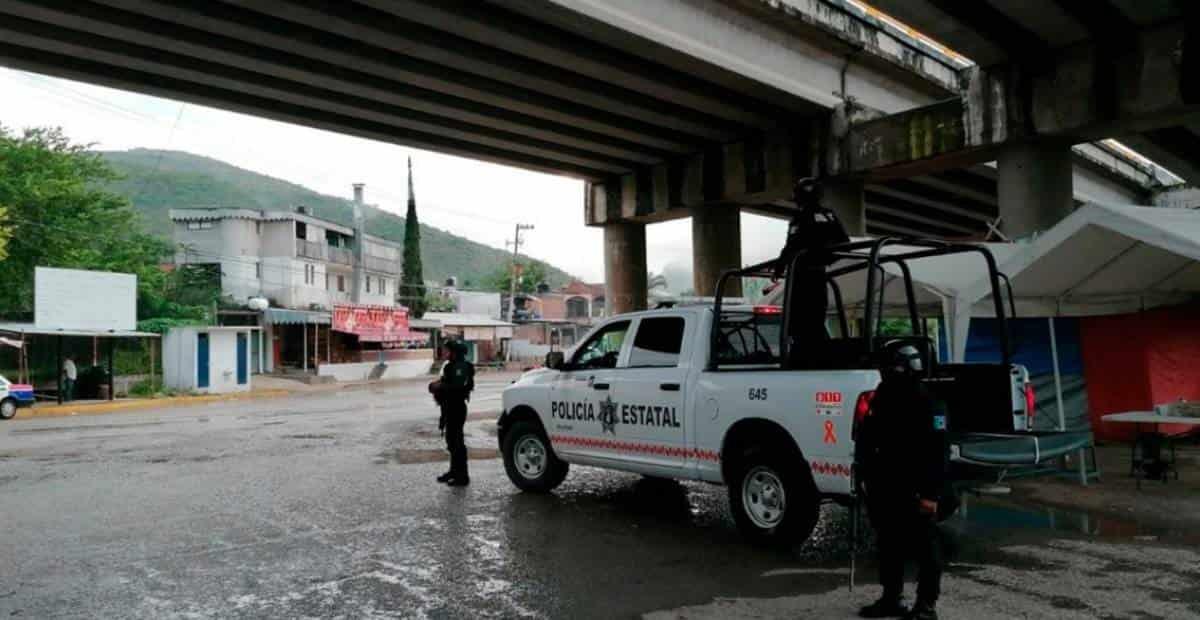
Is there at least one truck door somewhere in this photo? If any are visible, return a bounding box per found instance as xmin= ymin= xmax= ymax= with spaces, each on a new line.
xmin=551 ymin=320 xmax=631 ymax=461
xmin=618 ymin=315 xmax=691 ymax=472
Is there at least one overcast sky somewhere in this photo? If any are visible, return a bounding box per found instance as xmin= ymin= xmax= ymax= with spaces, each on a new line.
xmin=0 ymin=67 xmax=788 ymax=288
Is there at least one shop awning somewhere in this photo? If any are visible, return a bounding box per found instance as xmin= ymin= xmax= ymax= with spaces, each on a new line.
xmin=332 ymin=303 xmax=412 ymax=342
xmin=263 ymin=308 xmax=331 ymax=325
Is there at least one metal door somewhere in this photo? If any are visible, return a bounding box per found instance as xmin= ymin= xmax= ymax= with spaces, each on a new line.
xmin=236 ymin=333 xmax=248 ymax=385
xmin=197 ymin=333 xmax=210 ymax=389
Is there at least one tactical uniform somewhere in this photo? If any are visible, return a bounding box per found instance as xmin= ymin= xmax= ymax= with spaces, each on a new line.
xmin=857 ymin=344 xmax=950 ymax=620
xmin=777 ymin=178 xmax=849 ymax=368
xmin=434 ymin=341 xmax=475 ymax=486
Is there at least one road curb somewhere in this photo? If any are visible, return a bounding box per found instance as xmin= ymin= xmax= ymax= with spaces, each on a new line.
xmin=13 ymin=389 xmax=294 ymax=420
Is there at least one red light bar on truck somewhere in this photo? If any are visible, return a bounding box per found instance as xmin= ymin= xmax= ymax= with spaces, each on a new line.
xmin=753 ymin=305 xmax=782 ymax=315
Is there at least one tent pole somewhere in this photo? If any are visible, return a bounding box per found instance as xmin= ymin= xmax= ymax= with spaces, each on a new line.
xmin=1048 ymin=317 xmax=1065 ymax=431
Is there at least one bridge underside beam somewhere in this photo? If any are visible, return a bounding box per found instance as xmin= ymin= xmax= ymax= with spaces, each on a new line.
xmin=839 ymin=21 xmax=1200 ymax=181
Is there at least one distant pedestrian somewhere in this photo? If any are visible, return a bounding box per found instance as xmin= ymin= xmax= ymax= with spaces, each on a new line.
xmin=62 ymin=355 xmax=77 ymax=402
xmin=856 ymin=341 xmax=952 ymax=620
xmin=429 ymin=340 xmax=474 ymax=486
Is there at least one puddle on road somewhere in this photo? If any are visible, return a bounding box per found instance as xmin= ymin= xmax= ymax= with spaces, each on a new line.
xmin=373 ymin=447 xmax=499 ymax=464
xmin=951 ymin=492 xmax=1200 ymax=546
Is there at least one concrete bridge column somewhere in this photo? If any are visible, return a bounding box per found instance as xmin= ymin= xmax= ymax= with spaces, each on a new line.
xmin=692 ymin=207 xmax=742 ymax=297
xmin=998 ymin=143 xmax=1074 ymax=238
xmin=822 ymin=179 xmax=866 ymax=236
xmin=604 ymin=222 xmax=648 ymax=315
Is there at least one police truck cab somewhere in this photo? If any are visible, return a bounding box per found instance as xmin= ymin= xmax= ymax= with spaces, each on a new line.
xmin=498 ymin=238 xmax=1091 ymax=546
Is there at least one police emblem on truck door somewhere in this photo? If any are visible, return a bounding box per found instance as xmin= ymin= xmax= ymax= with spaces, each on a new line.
xmin=599 ymin=396 xmax=618 ymax=434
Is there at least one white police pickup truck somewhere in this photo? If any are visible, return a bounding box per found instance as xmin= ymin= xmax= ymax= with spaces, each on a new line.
xmin=498 ymin=239 xmax=1091 ymax=545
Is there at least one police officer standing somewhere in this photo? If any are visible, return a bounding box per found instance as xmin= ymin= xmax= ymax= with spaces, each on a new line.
xmin=776 ymin=178 xmax=849 ymax=368
xmin=856 ymin=342 xmax=951 ymax=620
xmin=432 ymin=340 xmax=475 ymax=487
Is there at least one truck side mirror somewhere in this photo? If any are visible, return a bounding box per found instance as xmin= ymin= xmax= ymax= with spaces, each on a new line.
xmin=545 ymin=351 xmax=565 ymax=370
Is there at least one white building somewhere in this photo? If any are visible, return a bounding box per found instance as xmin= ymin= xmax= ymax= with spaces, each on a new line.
xmin=171 ymin=207 xmax=401 ymax=310
xmin=163 ymin=326 xmax=257 ymax=394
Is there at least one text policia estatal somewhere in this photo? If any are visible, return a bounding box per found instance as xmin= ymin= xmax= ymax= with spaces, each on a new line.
xmin=550 ymin=400 xmax=681 ymax=428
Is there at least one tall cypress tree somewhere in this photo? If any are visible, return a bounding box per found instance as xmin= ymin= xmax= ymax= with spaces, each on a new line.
xmin=401 ymin=157 xmax=427 ymax=317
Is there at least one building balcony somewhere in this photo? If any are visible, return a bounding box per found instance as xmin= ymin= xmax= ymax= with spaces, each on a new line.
xmin=364 ymin=255 xmax=400 ymax=274
xmin=296 ymin=239 xmax=326 ymax=261
xmin=328 ymin=246 xmax=354 ymax=266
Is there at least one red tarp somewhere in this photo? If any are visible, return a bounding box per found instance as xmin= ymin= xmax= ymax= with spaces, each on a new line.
xmin=1081 ymin=304 xmax=1200 ymax=442
xmin=332 ymin=304 xmax=414 ymax=342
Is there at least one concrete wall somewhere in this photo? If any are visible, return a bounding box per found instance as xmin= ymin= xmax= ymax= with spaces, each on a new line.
xmin=316 ymin=357 xmax=433 ymax=382
xmin=162 ymin=328 xmax=194 ymax=391
xmin=261 ymin=220 xmax=296 ymax=257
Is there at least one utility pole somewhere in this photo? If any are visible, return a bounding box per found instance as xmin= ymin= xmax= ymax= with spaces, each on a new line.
xmin=505 ymin=223 xmax=534 ymax=324
xmin=351 ymin=183 xmax=365 ymax=303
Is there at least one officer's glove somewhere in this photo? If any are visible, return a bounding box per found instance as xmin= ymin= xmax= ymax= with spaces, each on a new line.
xmin=438 ymin=414 xmax=446 ymax=434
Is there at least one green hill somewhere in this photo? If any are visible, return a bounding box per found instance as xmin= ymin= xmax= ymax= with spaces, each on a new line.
xmin=98 ymin=149 xmax=574 ymax=289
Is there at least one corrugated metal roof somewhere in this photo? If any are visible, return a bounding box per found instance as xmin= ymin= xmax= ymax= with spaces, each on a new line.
xmin=421 ymin=312 xmax=514 ymax=328
xmin=263 ymin=308 xmax=331 ymax=325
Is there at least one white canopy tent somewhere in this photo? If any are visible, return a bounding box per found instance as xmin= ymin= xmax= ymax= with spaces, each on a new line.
xmin=950 ymin=203 xmax=1200 ymax=433
xmin=955 ymin=203 xmax=1200 ymax=361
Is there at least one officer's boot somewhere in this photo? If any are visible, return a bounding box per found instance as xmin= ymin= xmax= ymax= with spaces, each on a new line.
xmin=436 ymin=471 xmax=455 ymax=483
xmin=859 ymin=597 xmax=907 ymax=618
xmin=903 ymin=601 xmax=937 ymax=620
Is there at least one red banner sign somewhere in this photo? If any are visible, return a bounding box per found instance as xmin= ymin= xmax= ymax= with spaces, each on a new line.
xmin=332 ymin=304 xmax=412 ymax=342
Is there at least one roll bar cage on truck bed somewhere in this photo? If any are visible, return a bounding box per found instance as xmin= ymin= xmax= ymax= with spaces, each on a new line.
xmin=711 ymin=237 xmax=1013 ymax=370
xmin=711 ymin=236 xmax=1092 ymax=467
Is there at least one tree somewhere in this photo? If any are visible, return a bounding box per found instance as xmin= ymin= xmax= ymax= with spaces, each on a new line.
xmin=485 ymin=260 xmax=548 ymax=294
xmin=424 ymin=292 xmax=457 ymax=313
xmin=400 ymin=157 xmax=427 ymax=317
xmin=0 ymin=126 xmax=206 ymax=326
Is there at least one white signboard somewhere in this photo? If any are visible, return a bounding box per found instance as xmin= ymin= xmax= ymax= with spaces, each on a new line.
xmin=35 ymin=267 xmax=137 ymax=331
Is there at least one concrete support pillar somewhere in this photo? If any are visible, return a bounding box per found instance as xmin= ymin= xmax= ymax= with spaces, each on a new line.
xmin=998 ymin=143 xmax=1074 ymax=238
xmin=692 ymin=207 xmax=742 ymax=297
xmin=822 ymin=178 xmax=866 ymax=236
xmin=604 ymin=222 xmax=648 ymax=315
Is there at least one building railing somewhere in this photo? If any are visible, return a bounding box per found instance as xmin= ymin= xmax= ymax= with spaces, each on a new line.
xmin=296 ymin=239 xmax=325 ymax=260
xmin=364 ymin=255 xmax=400 ymax=274
xmin=328 ymin=246 xmax=354 ymax=266
xmin=295 ymin=240 xmax=397 ymax=273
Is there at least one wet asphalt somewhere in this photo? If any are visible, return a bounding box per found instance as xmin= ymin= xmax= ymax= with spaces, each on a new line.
xmin=2 ymin=375 xmax=1199 ymax=619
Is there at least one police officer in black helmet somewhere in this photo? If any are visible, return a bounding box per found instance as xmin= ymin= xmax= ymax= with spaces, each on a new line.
xmin=777 ymin=177 xmax=850 ymax=368
xmin=856 ymin=341 xmax=951 ymax=620
xmin=430 ymin=339 xmax=475 ymax=486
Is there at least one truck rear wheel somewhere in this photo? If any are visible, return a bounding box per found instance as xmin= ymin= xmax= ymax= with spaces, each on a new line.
xmin=727 ymin=448 xmax=819 ymax=546
xmin=502 ymin=420 xmax=568 ymax=493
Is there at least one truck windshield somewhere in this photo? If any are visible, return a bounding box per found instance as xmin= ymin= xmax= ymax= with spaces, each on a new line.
xmin=716 ymin=310 xmax=782 ymax=365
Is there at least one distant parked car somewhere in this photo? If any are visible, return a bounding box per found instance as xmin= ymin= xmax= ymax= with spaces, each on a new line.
xmin=0 ymin=375 xmax=35 ymax=420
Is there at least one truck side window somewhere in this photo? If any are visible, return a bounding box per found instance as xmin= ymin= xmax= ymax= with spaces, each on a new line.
xmin=571 ymin=320 xmax=631 ymax=369
xmin=628 ymin=317 xmax=685 ymax=367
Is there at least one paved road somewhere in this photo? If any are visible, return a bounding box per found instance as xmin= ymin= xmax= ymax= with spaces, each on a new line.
xmin=3 ymin=376 xmax=1199 ymax=619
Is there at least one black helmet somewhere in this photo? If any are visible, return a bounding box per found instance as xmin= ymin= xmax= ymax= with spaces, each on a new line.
xmin=443 ymin=339 xmax=467 ymax=358
xmin=793 ymin=177 xmax=822 ymax=209
xmin=881 ymin=340 xmax=923 ymax=378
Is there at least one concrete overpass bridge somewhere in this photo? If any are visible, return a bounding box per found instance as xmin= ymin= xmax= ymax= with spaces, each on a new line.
xmin=1 ymin=0 xmax=1194 ymax=313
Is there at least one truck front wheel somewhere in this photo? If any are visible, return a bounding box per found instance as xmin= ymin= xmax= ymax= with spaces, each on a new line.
xmin=727 ymin=449 xmax=820 ymax=546
xmin=0 ymin=398 xmax=15 ymax=420
xmin=502 ymin=420 xmax=569 ymax=493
